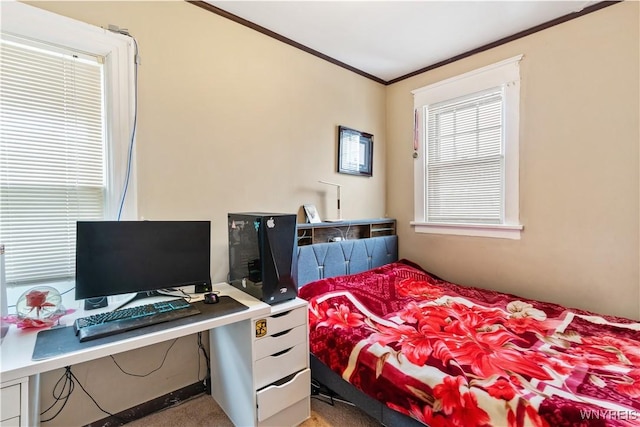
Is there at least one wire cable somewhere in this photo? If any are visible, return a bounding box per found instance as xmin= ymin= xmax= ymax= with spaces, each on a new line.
xmin=40 ymin=336 xmax=195 ymax=421
xmin=310 ymin=379 xmax=356 ymax=407
xmin=110 ymin=338 xmax=178 ymax=377
xmin=197 ymin=331 xmax=210 ymax=382
xmin=68 ymin=367 xmax=124 ymax=422
xmin=59 ymin=286 xmax=75 ymax=297
xmin=157 ymin=288 xmax=193 ymax=301
xmin=117 ymin=35 xmax=139 ymax=221
xmin=40 ymin=366 xmax=125 ymax=423
xmin=40 ymin=367 xmax=75 ymax=422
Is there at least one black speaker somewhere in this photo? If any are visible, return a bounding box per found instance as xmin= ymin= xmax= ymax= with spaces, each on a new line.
xmin=84 ymin=296 xmax=108 ymax=310
xmin=228 ymin=213 xmax=297 ymax=305
xmin=195 ymin=283 xmax=211 ymax=293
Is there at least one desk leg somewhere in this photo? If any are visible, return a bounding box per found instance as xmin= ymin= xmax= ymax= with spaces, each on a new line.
xmin=29 ymin=373 xmax=40 ymax=426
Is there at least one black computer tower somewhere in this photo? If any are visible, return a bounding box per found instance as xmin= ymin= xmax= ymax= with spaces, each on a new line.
xmin=228 ymin=213 xmax=297 ymax=304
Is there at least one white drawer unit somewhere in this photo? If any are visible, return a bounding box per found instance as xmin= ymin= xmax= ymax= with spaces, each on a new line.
xmin=210 ymin=298 xmax=310 ymax=427
xmin=1 ymin=377 xmax=29 ymax=426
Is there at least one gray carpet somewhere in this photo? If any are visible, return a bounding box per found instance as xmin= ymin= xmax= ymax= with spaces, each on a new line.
xmin=125 ymin=393 xmax=380 ymax=426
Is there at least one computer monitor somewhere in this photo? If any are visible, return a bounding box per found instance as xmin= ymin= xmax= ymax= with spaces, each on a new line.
xmin=75 ymin=221 xmax=212 ymax=309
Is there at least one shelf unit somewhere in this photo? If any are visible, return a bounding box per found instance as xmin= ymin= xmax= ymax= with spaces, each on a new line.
xmin=297 ymin=218 xmax=396 ymax=246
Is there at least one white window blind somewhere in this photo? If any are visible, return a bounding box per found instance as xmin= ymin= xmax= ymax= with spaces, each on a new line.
xmin=0 ymin=38 xmax=106 ymax=286
xmin=412 ymin=55 xmax=522 ymax=239
xmin=426 ymin=88 xmax=504 ymax=224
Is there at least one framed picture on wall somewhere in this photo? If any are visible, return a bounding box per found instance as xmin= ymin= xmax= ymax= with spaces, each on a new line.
xmin=337 ymin=125 xmax=373 ymax=177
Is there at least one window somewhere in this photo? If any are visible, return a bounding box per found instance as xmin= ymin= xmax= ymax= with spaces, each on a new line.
xmin=411 ymin=55 xmax=523 ymax=239
xmin=0 ymin=2 xmax=137 ymax=288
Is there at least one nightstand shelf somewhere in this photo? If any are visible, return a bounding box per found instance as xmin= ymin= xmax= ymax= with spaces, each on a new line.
xmin=297 ymin=218 xmax=396 ymax=246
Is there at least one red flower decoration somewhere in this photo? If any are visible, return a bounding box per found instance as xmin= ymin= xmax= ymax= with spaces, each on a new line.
xmin=406 ymin=402 xmax=453 ymax=427
xmin=486 ymin=378 xmax=516 ymax=400
xmin=432 ymin=376 xmax=491 ymax=427
xmin=397 ymin=301 xmax=424 ymax=324
xmin=371 ymin=323 xmax=436 ymax=365
xmin=455 ymin=393 xmax=491 ymax=427
xmin=25 ymin=290 xmax=56 ymax=318
xmin=317 ymin=303 xmax=364 ymax=329
xmin=616 ymin=368 xmax=640 ymax=397
xmin=448 ymin=329 xmax=553 ymax=380
xmin=308 ymin=299 xmax=328 ymax=328
xmin=504 ymin=316 xmax=544 ymax=335
xmin=433 ymin=375 xmax=465 ymax=415
xmin=525 ymin=402 xmax=550 ymax=427
xmin=576 ymin=335 xmax=640 ymax=366
xmin=397 ymin=278 xmax=444 ymax=300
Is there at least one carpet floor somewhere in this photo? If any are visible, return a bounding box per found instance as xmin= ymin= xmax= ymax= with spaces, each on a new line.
xmin=125 ymin=393 xmax=380 ymax=427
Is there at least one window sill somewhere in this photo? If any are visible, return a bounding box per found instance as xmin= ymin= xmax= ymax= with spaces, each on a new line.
xmin=410 ymin=221 xmax=523 ymax=240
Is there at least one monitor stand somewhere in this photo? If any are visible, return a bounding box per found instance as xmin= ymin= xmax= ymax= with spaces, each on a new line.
xmin=114 ymin=290 xmax=163 ymax=311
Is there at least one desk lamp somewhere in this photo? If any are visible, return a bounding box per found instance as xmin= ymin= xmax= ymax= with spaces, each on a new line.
xmin=318 ymin=180 xmax=343 ymax=222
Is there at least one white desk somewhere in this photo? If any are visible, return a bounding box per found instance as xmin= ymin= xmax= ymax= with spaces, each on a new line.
xmin=0 ymin=283 xmax=271 ymax=426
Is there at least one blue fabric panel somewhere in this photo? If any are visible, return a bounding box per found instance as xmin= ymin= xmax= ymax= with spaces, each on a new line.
xmin=296 ymin=243 xmax=324 ymax=286
xmin=321 ymin=242 xmax=350 ymax=279
xmin=348 ymin=240 xmax=370 ymax=275
xmin=369 ymin=235 xmax=398 ymax=268
xmin=297 ymin=235 xmax=398 ymax=287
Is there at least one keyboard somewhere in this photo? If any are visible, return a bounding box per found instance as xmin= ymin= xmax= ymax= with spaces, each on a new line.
xmin=74 ymin=299 xmax=201 ymax=342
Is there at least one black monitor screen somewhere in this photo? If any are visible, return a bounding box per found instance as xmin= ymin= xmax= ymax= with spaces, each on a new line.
xmin=75 ymin=221 xmax=211 ymax=300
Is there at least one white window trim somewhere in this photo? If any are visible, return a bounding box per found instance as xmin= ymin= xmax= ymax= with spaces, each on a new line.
xmin=411 ymin=55 xmax=523 ymax=240
xmin=1 ymin=0 xmax=138 ymax=220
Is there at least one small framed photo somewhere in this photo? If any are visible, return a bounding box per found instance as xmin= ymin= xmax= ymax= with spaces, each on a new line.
xmin=303 ymin=204 xmax=321 ymax=224
xmin=338 ymin=125 xmax=373 ymax=177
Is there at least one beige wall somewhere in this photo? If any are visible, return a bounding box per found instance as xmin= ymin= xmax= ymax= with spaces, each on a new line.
xmin=29 ymin=0 xmax=387 ymax=282
xmin=26 ymin=1 xmax=386 ymax=425
xmin=17 ymin=1 xmax=640 ymax=425
xmin=386 ymin=1 xmax=639 ymax=320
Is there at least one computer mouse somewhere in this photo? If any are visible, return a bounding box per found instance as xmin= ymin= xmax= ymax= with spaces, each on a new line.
xmin=203 ymin=293 xmax=219 ymax=304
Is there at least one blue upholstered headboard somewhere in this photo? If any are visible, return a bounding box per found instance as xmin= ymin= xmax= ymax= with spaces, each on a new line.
xmin=296 ymin=235 xmax=398 ymax=287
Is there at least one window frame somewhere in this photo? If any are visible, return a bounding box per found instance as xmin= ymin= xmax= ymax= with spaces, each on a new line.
xmin=1 ymin=1 xmax=138 ymax=221
xmin=1 ymin=2 xmax=137 ymax=291
xmin=411 ymin=55 xmax=523 ymax=240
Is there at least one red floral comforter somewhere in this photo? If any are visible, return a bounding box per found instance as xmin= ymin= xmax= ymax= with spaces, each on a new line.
xmin=298 ymin=260 xmax=640 ymax=427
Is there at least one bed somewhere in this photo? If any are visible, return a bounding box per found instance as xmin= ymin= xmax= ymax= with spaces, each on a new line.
xmin=297 ymin=236 xmax=640 ymax=427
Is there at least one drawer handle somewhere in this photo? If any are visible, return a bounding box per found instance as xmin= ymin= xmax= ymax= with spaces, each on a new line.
xmin=271 ymin=346 xmax=293 ymax=357
xmin=271 ymin=310 xmax=292 ymax=318
xmin=272 ymin=328 xmax=292 ymax=338
xmin=263 ymin=371 xmax=297 ymax=389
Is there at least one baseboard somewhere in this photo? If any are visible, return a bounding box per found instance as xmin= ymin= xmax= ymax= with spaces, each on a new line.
xmin=88 ymin=381 xmax=206 ymax=427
